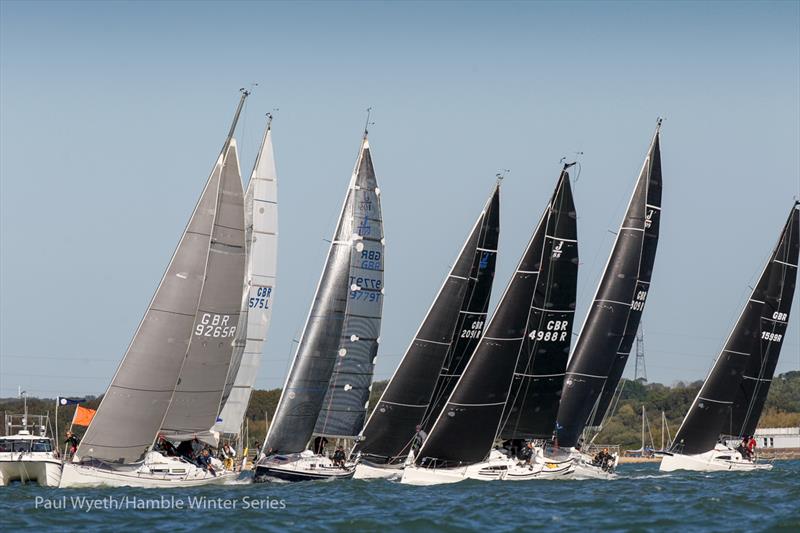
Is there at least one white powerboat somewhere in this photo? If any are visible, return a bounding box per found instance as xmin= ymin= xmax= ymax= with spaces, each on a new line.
xmin=0 ymin=413 xmax=62 ymax=487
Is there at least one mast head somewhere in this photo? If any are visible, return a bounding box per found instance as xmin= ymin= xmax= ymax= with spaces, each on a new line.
xmin=495 ymin=169 xmax=510 ymax=185
xmin=363 ymin=107 xmax=374 ymax=139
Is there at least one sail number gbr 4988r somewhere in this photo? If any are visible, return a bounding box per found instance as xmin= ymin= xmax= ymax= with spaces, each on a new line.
xmin=194 ymin=313 xmax=236 ymax=338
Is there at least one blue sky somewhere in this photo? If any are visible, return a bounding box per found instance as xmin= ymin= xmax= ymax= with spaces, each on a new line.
xmin=1 ymin=0 xmax=798 ymax=398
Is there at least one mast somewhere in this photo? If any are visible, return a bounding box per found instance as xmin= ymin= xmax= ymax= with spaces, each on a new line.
xmin=556 ymin=120 xmax=663 ymax=448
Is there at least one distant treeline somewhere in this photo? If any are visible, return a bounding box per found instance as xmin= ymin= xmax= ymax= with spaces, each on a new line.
xmin=3 ymin=371 xmax=798 ymax=450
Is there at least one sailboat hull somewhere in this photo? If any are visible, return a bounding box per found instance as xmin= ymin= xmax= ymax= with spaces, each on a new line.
xmin=59 ymin=452 xmax=235 ymax=488
xmin=352 ymin=460 xmax=404 ymax=480
xmin=253 ymin=452 xmax=356 ymax=483
xmin=401 ymin=450 xmax=574 ymax=486
xmin=0 ymin=457 xmax=62 ymax=487
xmin=658 ymin=445 xmax=772 ymax=472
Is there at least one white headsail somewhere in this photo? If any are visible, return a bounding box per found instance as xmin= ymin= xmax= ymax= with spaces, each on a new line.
xmin=215 ymin=118 xmax=278 ymax=437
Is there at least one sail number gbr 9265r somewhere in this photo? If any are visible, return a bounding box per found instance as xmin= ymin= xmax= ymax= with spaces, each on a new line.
xmin=194 ymin=313 xmax=236 ymax=338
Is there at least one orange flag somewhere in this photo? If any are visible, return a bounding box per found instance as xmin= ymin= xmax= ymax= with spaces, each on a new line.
xmin=72 ymin=405 xmax=96 ymax=427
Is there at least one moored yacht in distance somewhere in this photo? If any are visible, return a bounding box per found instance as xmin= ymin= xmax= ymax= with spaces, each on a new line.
xmin=660 ymin=202 xmax=798 ymax=472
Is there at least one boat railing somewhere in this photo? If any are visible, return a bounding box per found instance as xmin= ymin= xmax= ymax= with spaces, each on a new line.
xmin=3 ymin=412 xmax=52 ymax=438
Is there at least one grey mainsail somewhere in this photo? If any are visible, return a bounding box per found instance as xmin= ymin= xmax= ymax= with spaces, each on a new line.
xmin=215 ymin=118 xmax=279 ymax=436
xmin=313 ymin=141 xmax=384 ymax=438
xmin=263 ymin=137 xmax=383 ymax=454
xmin=76 ymin=93 xmax=248 ymax=464
xmin=160 ymin=139 xmax=246 ymax=442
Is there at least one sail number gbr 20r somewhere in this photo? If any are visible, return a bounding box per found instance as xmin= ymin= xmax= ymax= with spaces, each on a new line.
xmin=194 ymin=313 xmax=236 ymax=338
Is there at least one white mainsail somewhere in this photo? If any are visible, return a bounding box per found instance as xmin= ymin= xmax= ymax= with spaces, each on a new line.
xmin=215 ymin=119 xmax=278 ymax=437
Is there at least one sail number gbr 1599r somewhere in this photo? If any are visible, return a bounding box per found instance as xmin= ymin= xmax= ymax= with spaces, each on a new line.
xmin=194 ymin=313 xmax=236 ymax=338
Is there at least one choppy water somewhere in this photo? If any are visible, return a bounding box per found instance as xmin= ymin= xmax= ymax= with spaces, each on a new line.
xmin=2 ymin=461 xmax=798 ymax=532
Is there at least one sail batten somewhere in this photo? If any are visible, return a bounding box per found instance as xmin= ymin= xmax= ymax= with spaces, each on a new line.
xmin=354 ymin=184 xmax=500 ymax=464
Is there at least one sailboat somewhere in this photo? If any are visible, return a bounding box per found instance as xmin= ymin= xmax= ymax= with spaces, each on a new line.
xmin=661 ymin=201 xmax=798 ymax=472
xmin=554 ymin=120 xmax=663 ymax=478
xmin=60 ymin=92 xmax=250 ymax=488
xmin=352 ymin=181 xmax=500 ymax=480
xmin=254 ymin=128 xmax=384 ymax=482
xmin=402 ymin=164 xmax=579 ymax=485
xmin=213 ymin=114 xmax=279 ymax=463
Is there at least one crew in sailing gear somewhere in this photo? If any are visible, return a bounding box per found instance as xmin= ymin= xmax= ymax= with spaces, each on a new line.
xmin=221 ymin=443 xmax=236 ymax=470
xmin=741 ymin=436 xmax=757 ymax=460
xmin=592 ymin=448 xmax=613 ymax=471
xmin=332 ymin=446 xmax=346 ymax=468
xmin=411 ymin=425 xmax=427 ymax=454
xmin=64 ymin=431 xmax=80 ymax=457
xmin=196 ymin=448 xmax=216 ymax=476
xmin=313 ymin=436 xmax=329 ymax=455
xmin=155 ymin=436 xmax=177 ymax=457
xmin=176 ymin=438 xmax=198 ymax=461
xmin=517 ymin=442 xmax=535 ymax=464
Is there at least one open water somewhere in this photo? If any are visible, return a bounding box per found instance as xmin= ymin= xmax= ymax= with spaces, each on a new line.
xmin=2 ymin=461 xmax=798 ymax=532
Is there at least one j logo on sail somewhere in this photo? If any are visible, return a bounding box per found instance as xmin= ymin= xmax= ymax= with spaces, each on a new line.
xmin=552 ymin=240 xmax=564 ymax=258
xmin=645 ymin=209 xmax=654 ymax=229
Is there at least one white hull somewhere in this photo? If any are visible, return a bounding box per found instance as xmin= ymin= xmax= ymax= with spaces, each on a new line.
xmin=59 ymin=452 xmax=234 ymax=488
xmin=353 ymin=461 xmax=403 ymax=480
xmin=0 ymin=457 xmax=62 ymax=487
xmin=401 ymin=450 xmax=574 ymax=486
xmin=567 ymin=450 xmax=618 ymax=479
xmin=659 ymin=445 xmax=773 ymax=472
xmin=254 ymin=451 xmax=356 ymax=482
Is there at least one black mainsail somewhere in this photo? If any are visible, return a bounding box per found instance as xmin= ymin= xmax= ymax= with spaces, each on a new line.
xmin=671 ymin=202 xmax=799 ymax=455
xmin=263 ymin=136 xmax=383 ymax=454
xmin=417 ymin=167 xmax=577 ymax=466
xmin=556 ymin=122 xmax=662 ymax=448
xmin=354 ymin=183 xmax=499 ymax=464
